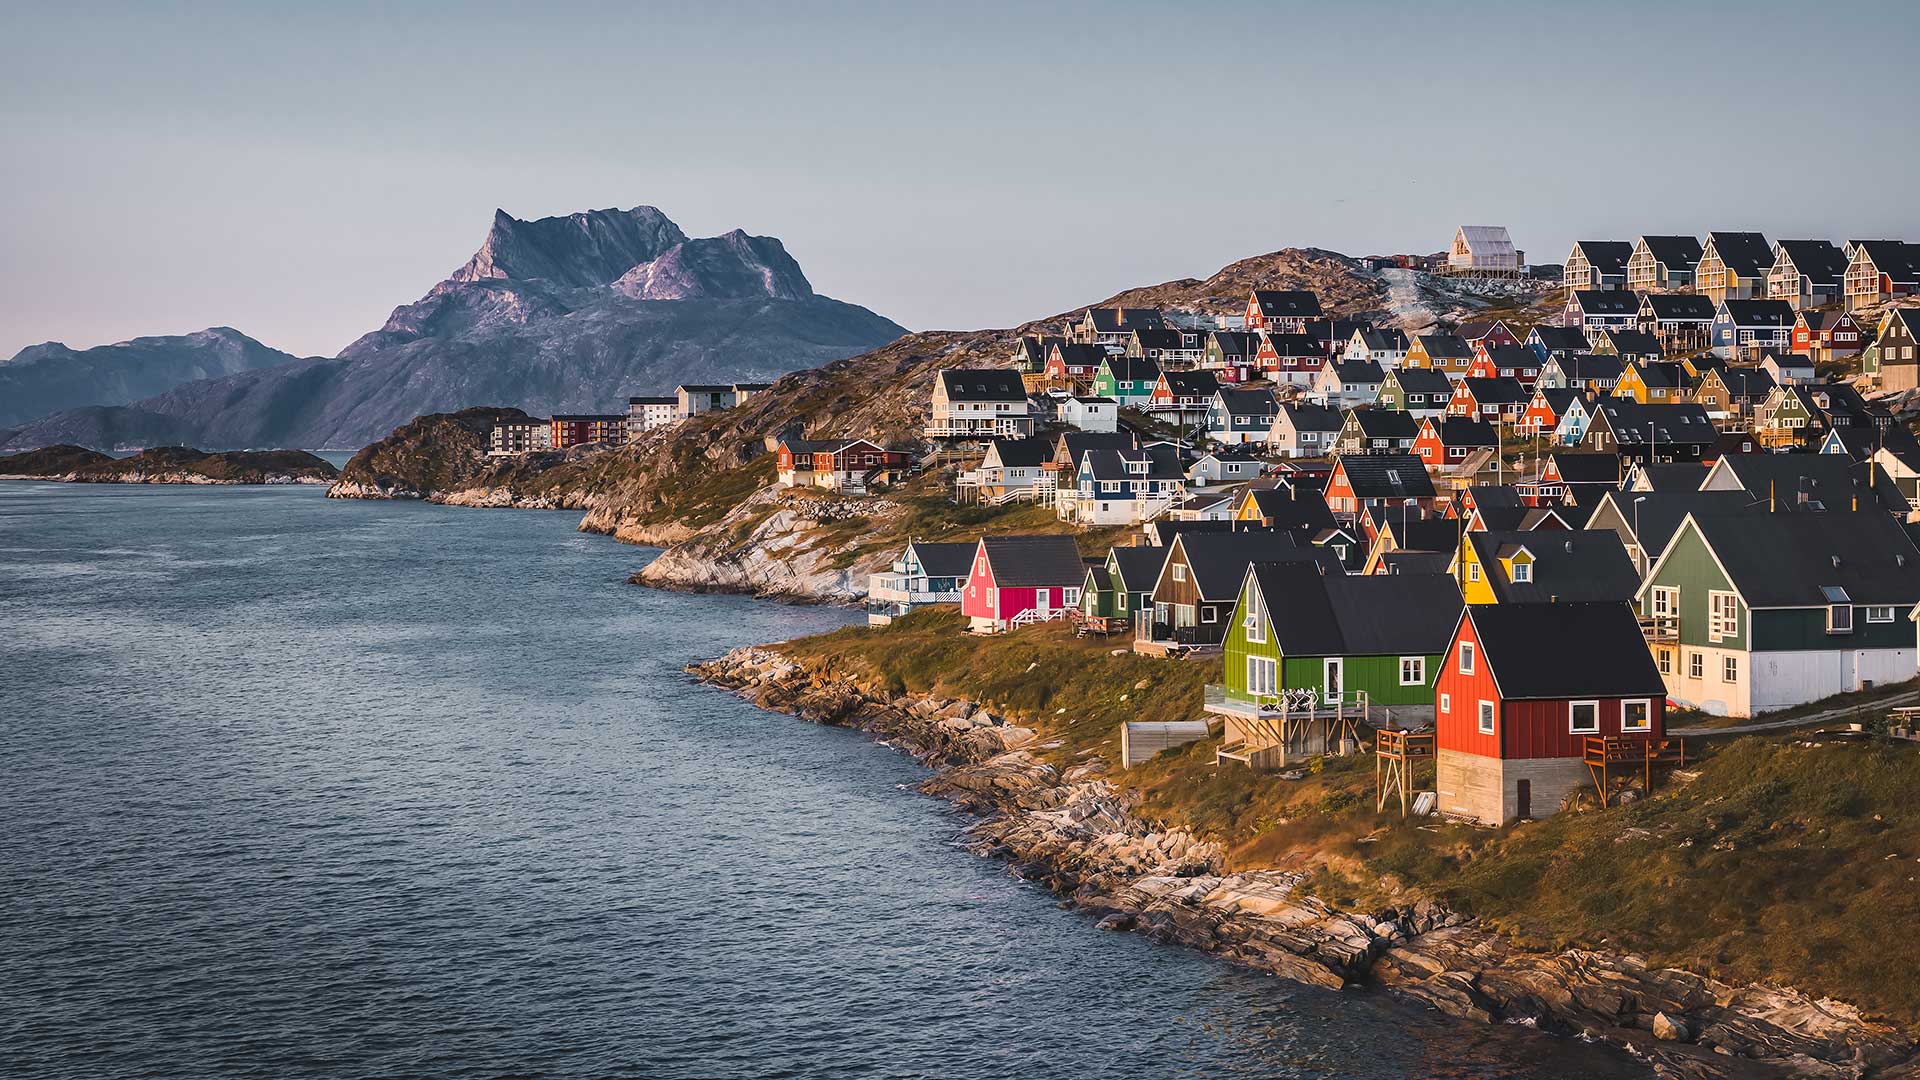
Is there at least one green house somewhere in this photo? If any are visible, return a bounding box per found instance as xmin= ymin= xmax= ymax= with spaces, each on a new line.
xmin=1216 ymin=560 xmax=1463 ymax=716
xmin=1079 ymin=545 xmax=1165 ymax=626
xmin=1636 ymin=509 xmax=1920 ymax=718
xmin=1091 ymin=356 xmax=1163 ymax=406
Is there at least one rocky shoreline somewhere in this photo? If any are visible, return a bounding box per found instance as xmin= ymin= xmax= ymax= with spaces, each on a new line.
xmin=691 ymin=645 xmax=1919 ymax=1080
xmin=0 ymin=445 xmax=339 ymax=485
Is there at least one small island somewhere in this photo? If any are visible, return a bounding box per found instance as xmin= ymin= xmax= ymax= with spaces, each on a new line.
xmin=0 ymin=444 xmax=339 ymax=485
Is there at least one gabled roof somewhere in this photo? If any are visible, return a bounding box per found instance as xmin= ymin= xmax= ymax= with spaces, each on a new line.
xmin=1380 ymin=551 xmax=1455 ymax=576
xmin=939 ymin=368 xmax=1027 ymax=401
xmin=1457 ymin=376 xmax=1529 ymax=406
xmin=1765 ymin=352 xmax=1815 ymax=373
xmin=1356 ymin=328 xmax=1410 ymax=352
xmin=1053 ymin=342 xmax=1110 ymax=367
xmin=1250 ymin=290 xmax=1325 ymax=318
xmin=904 ymin=541 xmax=979 ymax=579
xmin=1633 ymin=462 xmax=1710 ymax=491
xmin=1592 ymin=490 xmax=1759 ymax=558
xmin=1429 ymin=416 xmax=1499 ymax=447
xmin=1100 ymin=355 xmax=1163 ymax=382
xmin=1388 ymin=517 xmax=1469 ymax=554
xmin=1456 ymin=320 xmax=1509 ymax=342
xmin=1388 ymin=368 xmax=1455 ymax=396
xmin=1604 ymin=329 xmax=1664 ymax=357
xmin=1014 ymin=335 xmax=1066 ymax=361
xmin=1531 ymin=387 xmax=1581 ymax=414
xmin=986 ymin=435 xmax=1053 ymax=469
xmin=1131 ymin=328 xmax=1187 ymax=351
xmin=1570 ymin=240 xmax=1634 ymax=274
xmin=1264 ymin=332 xmax=1326 ymax=357
xmin=1335 ymin=453 xmax=1438 ymax=499
xmin=1574 ymin=290 xmax=1641 ymax=316
xmin=1168 ymin=531 xmax=1328 ymax=600
xmin=1215 ymin=387 xmax=1279 ymax=416
xmin=1159 ymin=370 xmax=1222 ymax=397
xmin=1483 ymin=344 xmax=1540 ymax=370
xmin=1775 ymin=239 xmax=1849 ymax=284
xmin=1055 ymin=430 xmax=1136 ymax=464
xmin=1244 ymin=487 xmax=1339 ymax=532
xmin=1529 ymin=326 xmax=1592 ymax=352
xmin=1592 ymin=400 xmax=1718 ymax=446
xmin=1549 ymin=452 xmax=1624 ymax=485
xmin=1466 ymin=602 xmax=1667 ymax=701
xmin=1246 ymin=560 xmax=1464 ymax=657
xmin=1455 ymin=225 xmax=1516 ymax=257
xmin=1552 ymin=354 xmax=1626 ymax=382
xmin=1322 ymin=360 xmax=1385 ymax=385
xmin=1108 ymin=544 xmax=1169 ymax=592
xmin=1710 ymin=453 xmax=1909 ymax=516
xmin=1883 ymin=307 xmax=1920 ymax=338
xmin=1720 ymin=298 xmax=1797 ymax=328
xmin=1627 ymin=360 xmax=1686 ymax=390
xmin=1637 ymin=235 xmax=1704 ymax=271
xmin=978 ymin=535 xmax=1085 ymax=587
xmin=1275 ymin=401 xmax=1345 ymax=433
xmin=1347 ymin=408 xmax=1420 ymax=440
xmin=1085 ymin=307 xmax=1165 ymax=333
xmin=1081 ymin=445 xmax=1185 ymax=483
xmin=1414 ymin=333 xmax=1474 ymax=360
xmin=1852 ymin=241 xmax=1920 ymax=284
xmin=1208 ymin=330 xmax=1258 ymax=353
xmin=1466 ymin=530 xmax=1639 ymax=604
xmin=1713 ymin=367 xmax=1776 ymax=399
xmin=1703 ymin=231 xmax=1775 ymax=277
xmin=1640 ymin=293 xmax=1718 ymax=320
xmin=1673 ymin=511 xmax=1920 ymax=607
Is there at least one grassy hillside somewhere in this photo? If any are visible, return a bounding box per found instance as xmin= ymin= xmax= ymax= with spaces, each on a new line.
xmin=777 ymin=611 xmax=1920 ymax=1025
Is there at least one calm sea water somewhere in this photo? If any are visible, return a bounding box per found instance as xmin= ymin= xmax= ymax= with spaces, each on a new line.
xmin=0 ymin=482 xmax=1648 ymax=1079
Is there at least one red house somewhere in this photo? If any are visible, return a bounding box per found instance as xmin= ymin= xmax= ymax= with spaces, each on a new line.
xmin=1516 ymin=387 xmax=1580 ymax=437
xmin=1791 ymin=310 xmax=1864 ymax=359
xmin=1434 ymin=602 xmax=1669 ymax=824
xmin=1464 ymin=344 xmax=1543 ymax=389
xmin=1412 ymin=416 xmax=1497 ymax=469
xmin=1456 ymin=319 xmax=1521 ymax=354
xmin=1445 ymin=376 xmax=1529 ymax=426
xmin=1245 ymin=290 xmax=1323 ymax=334
xmin=960 ymin=535 xmax=1086 ymax=633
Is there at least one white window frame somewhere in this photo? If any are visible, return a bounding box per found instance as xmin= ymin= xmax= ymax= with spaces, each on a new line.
xmin=1651 ymin=586 xmax=1677 ymax=618
xmin=1399 ymin=656 xmax=1425 ymax=686
xmin=1657 ymin=648 xmax=1672 ymax=676
xmin=1440 ymin=693 xmax=1451 ymax=714
xmin=1246 ymin=656 xmax=1278 ymax=697
xmin=1171 ymin=563 xmax=1186 ymax=582
xmin=1458 ymin=641 xmax=1475 ymax=674
xmin=1201 ymin=607 xmax=1217 ymax=624
xmin=1511 ymin=560 xmax=1533 ymax=583
xmin=1723 ymin=655 xmax=1738 ymax=683
xmin=1467 ymin=562 xmax=1481 ymax=582
xmin=1867 ymin=605 xmax=1896 ymax=623
xmin=1477 ymin=699 xmax=1495 ymax=735
xmin=1828 ymin=603 xmax=1853 ymax=634
xmin=1622 ymin=699 xmax=1652 ymax=733
xmin=1569 ymin=700 xmax=1600 ymax=735
xmin=1708 ymin=590 xmax=1739 ymax=641
xmin=1242 ymin=600 xmax=1264 ymax=643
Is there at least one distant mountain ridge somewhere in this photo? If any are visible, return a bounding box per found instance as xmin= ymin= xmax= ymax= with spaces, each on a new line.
xmin=0 ymin=327 xmax=309 ymax=429
xmin=0 ymin=206 xmax=906 ymax=451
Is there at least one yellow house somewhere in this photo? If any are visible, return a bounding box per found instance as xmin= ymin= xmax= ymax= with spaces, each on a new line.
xmin=1447 ymin=530 xmax=1641 ymax=605
xmin=1613 ymin=360 xmax=1688 ymax=404
xmin=1448 ymin=537 xmax=1530 ymax=604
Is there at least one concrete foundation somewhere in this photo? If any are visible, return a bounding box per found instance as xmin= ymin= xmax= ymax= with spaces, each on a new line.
xmin=1436 ymin=749 xmax=1590 ymax=825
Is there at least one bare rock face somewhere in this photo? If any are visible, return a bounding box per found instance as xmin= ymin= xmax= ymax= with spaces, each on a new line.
xmin=450 ymin=206 xmax=688 ymax=288
xmin=613 ymin=230 xmax=814 ymax=301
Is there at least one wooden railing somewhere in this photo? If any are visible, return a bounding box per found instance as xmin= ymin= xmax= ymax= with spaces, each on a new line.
xmin=1583 ymin=735 xmax=1686 ymax=803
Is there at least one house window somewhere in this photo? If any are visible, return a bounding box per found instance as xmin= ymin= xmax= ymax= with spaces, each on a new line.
xmin=1202 ymin=607 xmax=1217 ymax=624
xmin=1867 ymin=606 xmax=1896 ymax=623
xmin=1708 ymin=591 xmax=1739 ymax=641
xmin=1569 ymin=700 xmax=1600 ymax=734
xmin=1688 ymin=652 xmax=1704 ymax=680
xmin=1651 ymin=586 xmax=1677 ymax=618
xmin=1622 ymin=699 xmax=1652 ymax=733
xmin=1440 ymin=693 xmax=1450 ymax=714
xmin=1400 ymin=656 xmax=1425 ymax=685
xmin=1172 ymin=564 xmax=1186 ymax=582
xmin=1247 ymin=656 xmax=1278 ymax=697
xmin=1467 ymin=563 xmax=1481 ymax=582
xmin=1723 ymin=655 xmax=1738 ymax=683
xmin=1826 ymin=589 xmax=1854 ymax=634
xmin=1477 ymin=700 xmax=1495 ymax=735
xmin=1512 ymin=561 xmax=1532 ymax=583
xmin=1243 ymin=601 xmax=1263 ymax=642
xmin=1459 ymin=641 xmax=1476 ymax=674
xmin=1657 ymin=648 xmax=1672 ymax=676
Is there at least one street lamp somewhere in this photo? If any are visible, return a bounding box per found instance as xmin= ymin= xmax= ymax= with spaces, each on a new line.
xmin=1633 ymin=495 xmax=1648 ymax=576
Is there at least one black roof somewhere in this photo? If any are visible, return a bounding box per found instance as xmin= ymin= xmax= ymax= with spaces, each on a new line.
xmin=1638 ymin=235 xmax=1703 ymax=271
xmin=1468 ymin=602 xmax=1667 ymax=701
xmin=1715 ymin=367 xmax=1776 ymax=399
xmin=1640 ymin=293 xmax=1718 ymax=321
xmin=1081 ymin=446 xmax=1185 ymax=483
xmin=1055 ymin=430 xmax=1137 ymax=465
xmin=1336 ymin=453 xmax=1438 ymax=499
xmin=1415 ymin=333 xmax=1474 ymax=359
xmin=1678 ymin=511 xmax=1920 ymax=607
xmin=1389 ymin=517 xmax=1468 ymax=554
xmin=1591 ymin=490 xmax=1760 ymax=559
xmin=1131 ymin=328 xmax=1186 ymax=351
xmin=1432 ymin=417 xmax=1498 ymax=447
xmin=1572 ymin=241 xmax=1634 ymax=274
xmin=1712 ymin=454 xmax=1909 ymax=516
xmin=1086 ymin=308 xmax=1165 ymax=333
xmin=1347 ymin=408 xmax=1420 ymax=440
xmin=1245 ymin=487 xmax=1339 ymax=532
xmin=1379 ymin=551 xmax=1454 ymax=576
xmin=1530 ymin=326 xmax=1592 ymax=352
xmin=1604 ymin=329 xmax=1664 ymax=357
xmin=1209 ymin=330 xmax=1258 ymax=353
xmin=1574 ymin=290 xmax=1640 ymax=316
xmin=904 ymin=541 xmax=978 ymax=579
xmin=1704 ymin=231 xmax=1775 ymax=277
xmin=1246 ymin=561 xmax=1463 ymax=657
xmin=1278 ymin=401 xmax=1345 ymax=433
xmin=1459 ymin=376 xmax=1529 ymax=406
xmin=1721 ymin=298 xmax=1797 ymax=328
xmin=940 ymin=368 xmax=1027 ymax=401
xmin=1101 ymin=355 xmax=1163 ymax=382
xmin=1550 ymin=452 xmax=1624 ymax=485
xmin=1251 ymin=290 xmax=1324 ymax=318
xmin=1167 ymin=531 xmax=1331 ymax=601
xmin=1323 ymin=360 xmax=1385 ymax=384
xmin=1467 ymin=530 xmax=1640 ymax=604
xmin=987 ymin=435 xmax=1053 ymax=469
xmin=1776 ymin=240 xmax=1849 ymax=284
xmin=978 ymin=535 xmax=1085 ymax=587
xmin=1593 ymin=400 xmax=1718 ymax=447
xmin=1484 ymin=344 xmax=1540 ymax=370
xmin=1108 ymin=545 xmax=1168 ymax=592
xmin=1216 ymin=387 xmax=1279 ymax=416
xmin=1633 ymin=462 xmax=1709 ymax=491
xmin=1389 ymin=368 xmax=1455 ymax=395
xmin=1161 ymin=370 xmax=1221 ymax=396
xmin=1554 ymin=354 xmax=1627 ymax=382
xmin=1264 ymin=332 xmax=1326 ymax=357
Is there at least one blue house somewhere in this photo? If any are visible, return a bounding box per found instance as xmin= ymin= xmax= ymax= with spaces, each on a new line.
xmin=1526 ymin=325 xmax=1590 ymax=366
xmin=1552 ymin=394 xmax=1598 ymax=446
xmin=1710 ymin=299 xmax=1796 ymax=360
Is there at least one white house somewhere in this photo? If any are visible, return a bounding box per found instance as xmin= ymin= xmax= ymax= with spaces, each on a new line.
xmin=1062 ymin=395 xmax=1118 ymax=433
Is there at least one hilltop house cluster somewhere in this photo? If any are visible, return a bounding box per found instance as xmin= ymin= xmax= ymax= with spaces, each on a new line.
xmin=869 ymin=225 xmax=1920 ymax=827
xmin=485 ymin=382 xmax=772 ymax=455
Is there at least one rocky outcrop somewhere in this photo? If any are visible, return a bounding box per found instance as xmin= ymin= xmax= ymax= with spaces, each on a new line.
xmin=0 ymin=445 xmax=337 ymax=484
xmin=691 ymin=646 xmax=1919 ymax=1080
xmin=631 ymin=487 xmax=904 ymax=601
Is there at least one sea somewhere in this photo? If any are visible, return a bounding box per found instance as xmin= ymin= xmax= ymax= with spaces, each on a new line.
xmin=0 ymin=477 xmax=1649 ymax=1079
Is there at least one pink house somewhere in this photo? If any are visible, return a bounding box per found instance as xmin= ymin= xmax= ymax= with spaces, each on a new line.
xmin=960 ymin=535 xmax=1087 ymax=633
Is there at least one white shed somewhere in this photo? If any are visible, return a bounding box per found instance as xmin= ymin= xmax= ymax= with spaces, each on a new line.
xmin=1447 ymin=226 xmax=1521 ymax=278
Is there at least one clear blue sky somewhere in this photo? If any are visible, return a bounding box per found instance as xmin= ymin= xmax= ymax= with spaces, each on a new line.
xmin=4 ymin=0 xmax=1917 ymax=358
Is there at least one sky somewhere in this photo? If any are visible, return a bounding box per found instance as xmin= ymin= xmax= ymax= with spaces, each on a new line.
xmin=4 ymin=0 xmax=1919 ymax=359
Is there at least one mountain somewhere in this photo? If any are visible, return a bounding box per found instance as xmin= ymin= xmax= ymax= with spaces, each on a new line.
xmin=0 ymin=206 xmax=906 ymax=451
xmin=0 ymin=327 xmax=308 ymax=429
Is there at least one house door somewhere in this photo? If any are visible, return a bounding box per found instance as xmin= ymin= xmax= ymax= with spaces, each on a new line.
xmin=1323 ymin=658 xmax=1343 ymax=704
xmin=1516 ymin=779 xmax=1532 ymax=820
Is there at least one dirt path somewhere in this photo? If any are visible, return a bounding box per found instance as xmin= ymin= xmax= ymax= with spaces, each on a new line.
xmin=1671 ymin=686 xmax=1920 ymax=736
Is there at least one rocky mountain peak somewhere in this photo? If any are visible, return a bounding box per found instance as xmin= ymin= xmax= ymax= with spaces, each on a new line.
xmin=449 ymin=206 xmax=689 ymax=288
xmin=612 ymin=230 xmax=814 ymax=302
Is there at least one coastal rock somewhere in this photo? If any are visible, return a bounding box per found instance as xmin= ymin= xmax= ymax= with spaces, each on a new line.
xmin=686 ymin=643 xmax=1920 ymax=1080
xmin=1 ymin=445 xmax=337 ymax=485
